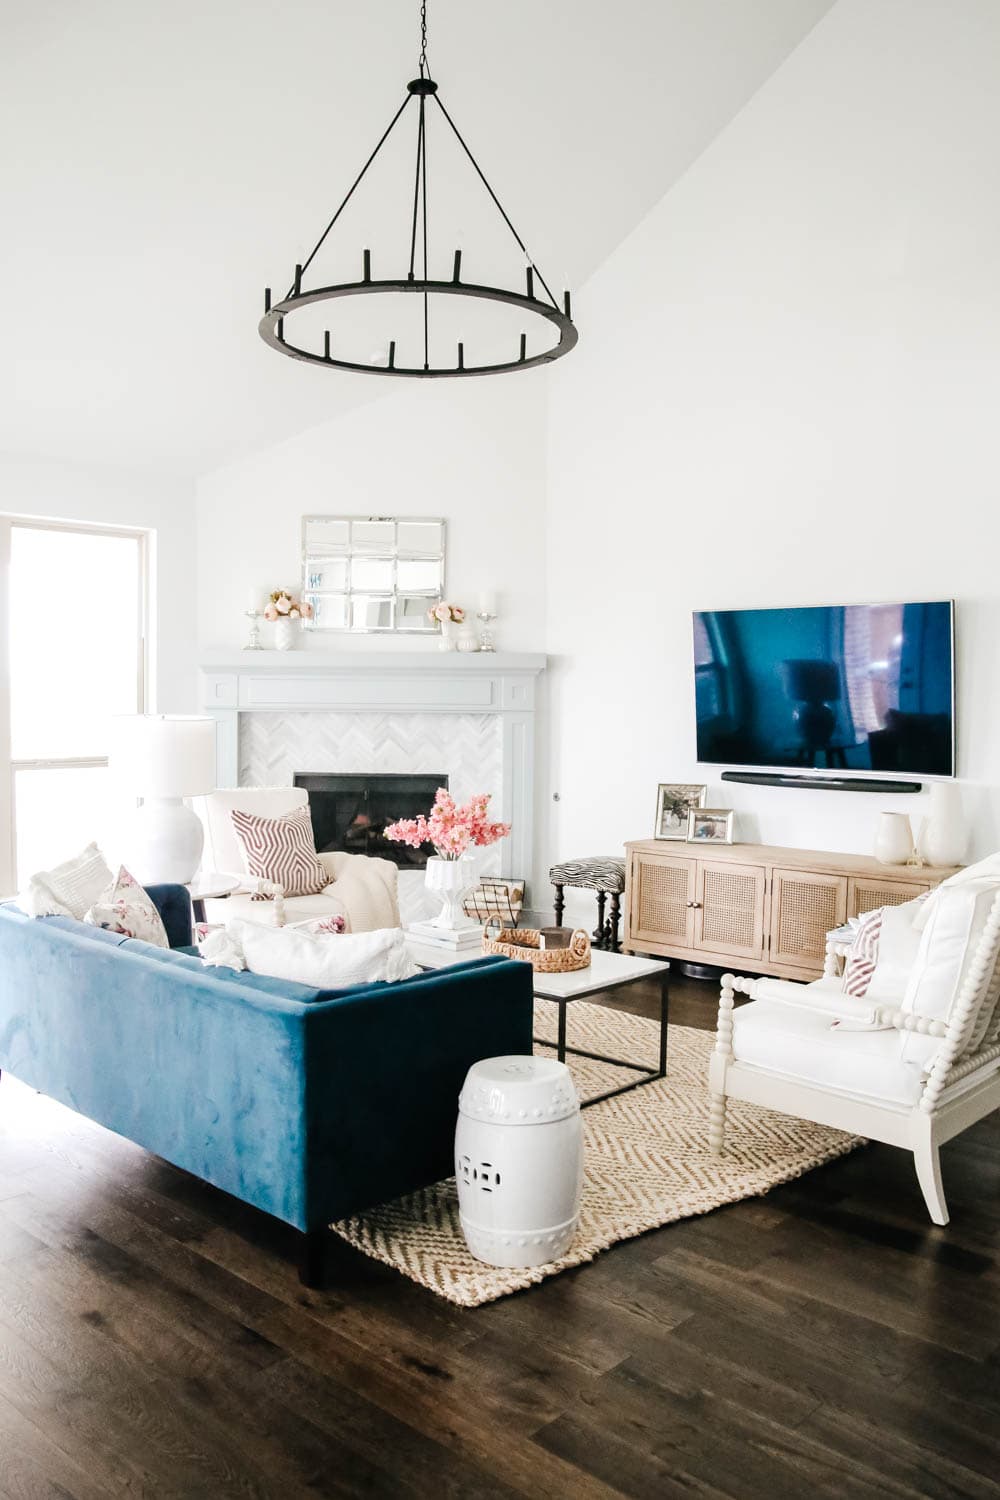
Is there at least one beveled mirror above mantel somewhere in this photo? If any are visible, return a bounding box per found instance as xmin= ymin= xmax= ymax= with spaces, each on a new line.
xmin=302 ymin=515 xmax=446 ymax=633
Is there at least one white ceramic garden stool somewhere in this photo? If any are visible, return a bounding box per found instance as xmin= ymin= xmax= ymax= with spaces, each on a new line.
xmin=455 ymin=1055 xmax=583 ymax=1269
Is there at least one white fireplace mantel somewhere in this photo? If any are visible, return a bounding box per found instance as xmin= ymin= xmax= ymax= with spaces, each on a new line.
xmin=197 ymin=649 xmax=547 ymax=887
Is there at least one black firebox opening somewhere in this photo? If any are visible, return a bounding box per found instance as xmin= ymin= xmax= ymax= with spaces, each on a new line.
xmin=293 ymin=773 xmax=446 ymax=869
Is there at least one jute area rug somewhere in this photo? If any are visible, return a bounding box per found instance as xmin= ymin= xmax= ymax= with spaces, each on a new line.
xmin=331 ymin=999 xmax=861 ymax=1307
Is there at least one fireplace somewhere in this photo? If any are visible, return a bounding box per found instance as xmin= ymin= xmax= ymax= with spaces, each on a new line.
xmin=294 ymin=772 xmax=446 ymax=869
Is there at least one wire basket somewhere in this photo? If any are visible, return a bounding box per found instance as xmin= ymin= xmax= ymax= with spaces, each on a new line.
xmin=463 ymin=877 xmax=525 ymax=925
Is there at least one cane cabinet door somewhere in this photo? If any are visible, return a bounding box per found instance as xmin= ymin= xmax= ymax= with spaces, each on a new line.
xmin=693 ymin=860 xmax=767 ymax=960
xmin=628 ymin=852 xmax=697 ymax=949
xmin=770 ymin=869 xmax=848 ymax=969
xmin=848 ymin=875 xmax=930 ymax=921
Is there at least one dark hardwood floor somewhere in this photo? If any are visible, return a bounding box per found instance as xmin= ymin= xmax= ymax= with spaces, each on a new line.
xmin=1 ymin=966 xmax=998 ymax=1499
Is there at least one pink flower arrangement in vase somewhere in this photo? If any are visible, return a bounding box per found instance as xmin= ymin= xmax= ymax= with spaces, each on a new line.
xmin=427 ymin=601 xmax=466 ymax=652
xmin=263 ymin=590 xmax=314 ymax=651
xmin=385 ymin=789 xmax=511 ymax=933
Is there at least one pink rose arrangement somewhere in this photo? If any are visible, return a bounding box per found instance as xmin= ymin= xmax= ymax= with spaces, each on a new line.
xmin=263 ymin=589 xmax=314 ymax=621
xmin=384 ymin=788 xmax=511 ymax=861
xmin=427 ymin=601 xmax=465 ymax=625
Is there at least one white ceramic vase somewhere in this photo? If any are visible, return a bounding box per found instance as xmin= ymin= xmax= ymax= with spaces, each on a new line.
xmin=922 ymin=783 xmax=967 ymax=866
xmin=274 ymin=616 xmax=300 ymax=652
xmin=424 ymin=854 xmax=477 ymax=930
xmin=437 ymin=620 xmax=458 ymax=652
xmin=874 ymin=811 xmax=913 ymax=865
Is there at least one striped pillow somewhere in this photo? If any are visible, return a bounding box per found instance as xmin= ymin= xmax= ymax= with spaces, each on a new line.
xmin=230 ymin=804 xmax=328 ymax=898
xmin=842 ymin=907 xmax=883 ymax=997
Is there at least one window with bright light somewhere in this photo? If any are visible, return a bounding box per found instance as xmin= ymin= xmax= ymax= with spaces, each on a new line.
xmin=2 ymin=519 xmax=147 ymax=889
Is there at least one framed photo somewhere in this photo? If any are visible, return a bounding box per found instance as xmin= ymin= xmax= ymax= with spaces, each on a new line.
xmin=686 ymin=808 xmax=735 ymax=845
xmin=654 ymin=783 xmax=707 ymax=840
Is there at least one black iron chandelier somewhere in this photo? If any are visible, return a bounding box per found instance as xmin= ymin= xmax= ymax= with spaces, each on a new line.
xmin=258 ymin=1 xmax=577 ymax=378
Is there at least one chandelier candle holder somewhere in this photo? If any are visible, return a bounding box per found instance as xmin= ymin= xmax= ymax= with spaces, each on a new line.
xmin=258 ymin=2 xmax=577 ymax=380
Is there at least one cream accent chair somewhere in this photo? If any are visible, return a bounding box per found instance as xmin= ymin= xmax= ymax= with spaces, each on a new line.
xmin=192 ymin=787 xmax=400 ymax=931
xmin=708 ymin=866 xmax=1000 ymax=1225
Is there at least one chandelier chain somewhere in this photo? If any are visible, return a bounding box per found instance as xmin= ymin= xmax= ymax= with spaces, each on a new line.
xmin=419 ymin=0 xmax=429 ymax=78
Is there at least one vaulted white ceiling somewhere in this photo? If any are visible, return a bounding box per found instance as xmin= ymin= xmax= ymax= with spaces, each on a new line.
xmin=0 ymin=0 xmax=834 ymax=476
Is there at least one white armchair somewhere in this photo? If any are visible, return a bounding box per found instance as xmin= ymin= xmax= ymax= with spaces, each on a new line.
xmin=191 ymin=787 xmax=400 ymax=931
xmin=708 ymin=876 xmax=1000 ymax=1225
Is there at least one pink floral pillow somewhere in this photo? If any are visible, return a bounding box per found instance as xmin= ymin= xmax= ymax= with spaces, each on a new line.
xmin=83 ymin=866 xmax=170 ymax=949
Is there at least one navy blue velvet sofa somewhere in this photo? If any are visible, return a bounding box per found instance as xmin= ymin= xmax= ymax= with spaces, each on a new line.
xmin=0 ymin=887 xmax=533 ymax=1284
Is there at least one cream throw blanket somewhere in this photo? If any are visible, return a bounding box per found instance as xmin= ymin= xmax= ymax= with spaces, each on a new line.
xmin=315 ymin=852 xmax=400 ymax=933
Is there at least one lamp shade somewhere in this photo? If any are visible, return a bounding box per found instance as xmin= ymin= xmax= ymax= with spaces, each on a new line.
xmin=111 ymin=715 xmax=216 ymax=799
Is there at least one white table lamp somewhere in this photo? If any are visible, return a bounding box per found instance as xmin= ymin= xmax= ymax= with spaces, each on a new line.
xmin=111 ymin=715 xmax=216 ymax=883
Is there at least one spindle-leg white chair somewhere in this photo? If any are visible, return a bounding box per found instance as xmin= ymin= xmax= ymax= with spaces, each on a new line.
xmin=708 ymin=891 xmax=1000 ymax=1224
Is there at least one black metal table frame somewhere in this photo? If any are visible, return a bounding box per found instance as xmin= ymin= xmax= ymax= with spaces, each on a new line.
xmin=533 ymin=965 xmax=669 ymax=1109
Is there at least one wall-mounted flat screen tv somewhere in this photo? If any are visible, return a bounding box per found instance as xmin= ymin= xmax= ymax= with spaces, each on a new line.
xmin=693 ymin=601 xmax=954 ymax=778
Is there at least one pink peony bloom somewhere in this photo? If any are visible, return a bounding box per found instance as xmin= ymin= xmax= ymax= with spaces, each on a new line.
xmin=263 ymin=603 xmax=278 ymax=621
xmin=274 ymin=594 xmax=291 ymax=615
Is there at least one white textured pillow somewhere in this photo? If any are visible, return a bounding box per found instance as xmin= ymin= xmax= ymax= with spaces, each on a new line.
xmin=899 ymin=884 xmax=997 ymax=1061
xmin=84 ymin=867 xmax=170 ymax=949
xmin=19 ymin=842 xmax=114 ymax=919
xmin=226 ymin=918 xmax=419 ymax=988
xmin=864 ymin=897 xmax=925 ymax=1003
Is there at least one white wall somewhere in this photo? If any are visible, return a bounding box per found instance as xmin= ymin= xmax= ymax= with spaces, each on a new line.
xmin=0 ymin=458 xmax=197 ymax=711
xmin=196 ymin=376 xmax=548 ymax=654
xmin=546 ymin=0 xmax=1000 ymax=910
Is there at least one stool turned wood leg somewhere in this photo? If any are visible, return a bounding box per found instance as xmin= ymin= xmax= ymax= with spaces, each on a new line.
xmin=593 ymin=890 xmax=607 ymax=950
xmin=553 ymin=884 xmax=565 ymax=926
xmin=608 ymin=892 xmax=622 ymax=953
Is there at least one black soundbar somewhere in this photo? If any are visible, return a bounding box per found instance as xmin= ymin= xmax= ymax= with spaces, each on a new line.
xmin=721 ymin=770 xmax=922 ymax=794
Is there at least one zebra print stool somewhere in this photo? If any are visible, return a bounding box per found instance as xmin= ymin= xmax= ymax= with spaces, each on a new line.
xmin=548 ymin=857 xmax=626 ymax=953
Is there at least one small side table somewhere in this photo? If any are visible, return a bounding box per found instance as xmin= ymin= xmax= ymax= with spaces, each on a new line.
xmin=186 ymin=874 xmax=240 ymax=927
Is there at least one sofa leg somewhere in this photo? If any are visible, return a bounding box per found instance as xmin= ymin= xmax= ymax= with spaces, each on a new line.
xmin=298 ymin=1228 xmax=328 ymax=1288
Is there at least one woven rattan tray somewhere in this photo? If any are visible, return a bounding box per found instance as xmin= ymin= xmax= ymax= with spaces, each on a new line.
xmin=482 ymin=925 xmax=591 ymax=972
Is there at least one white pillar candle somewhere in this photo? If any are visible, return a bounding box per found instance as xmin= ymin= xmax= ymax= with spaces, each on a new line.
xmin=478 ymin=590 xmax=497 ymax=616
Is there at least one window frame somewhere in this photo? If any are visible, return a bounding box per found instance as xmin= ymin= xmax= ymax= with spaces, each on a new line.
xmin=0 ymin=515 xmax=149 ymax=893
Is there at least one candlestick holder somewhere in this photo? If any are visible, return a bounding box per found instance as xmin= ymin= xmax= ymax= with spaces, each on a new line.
xmin=243 ymin=608 xmax=264 ymax=651
xmin=477 ymin=609 xmax=497 ymax=652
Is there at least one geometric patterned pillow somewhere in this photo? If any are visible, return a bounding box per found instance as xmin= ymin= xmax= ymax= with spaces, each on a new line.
xmin=83 ymin=866 xmax=169 ymax=948
xmin=842 ymin=907 xmax=883 ymax=998
xmin=229 ymin=804 xmax=328 ymax=898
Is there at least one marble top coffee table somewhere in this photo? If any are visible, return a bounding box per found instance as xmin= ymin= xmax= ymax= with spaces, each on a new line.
xmin=531 ymin=949 xmax=669 ymax=1107
xmin=405 ymin=938 xmax=670 ymax=1108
